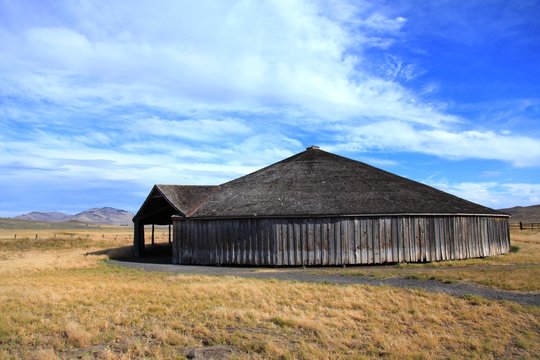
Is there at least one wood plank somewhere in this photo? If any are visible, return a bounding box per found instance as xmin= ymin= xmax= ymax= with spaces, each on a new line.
xmin=276 ymin=221 xmax=283 ymax=266
xmin=178 ymin=221 xmax=183 ymax=264
xmin=328 ymin=220 xmax=335 ymax=265
xmin=441 ymin=217 xmax=447 ymax=261
xmin=228 ymin=220 xmax=234 ymax=264
xmin=176 ymin=222 xmax=181 ymax=263
xmin=308 ymin=220 xmax=315 ymax=265
xmin=385 ymin=218 xmax=392 ymax=263
xmin=259 ymin=220 xmax=264 ymax=266
xmin=314 ymin=220 xmax=320 ymax=265
xmin=185 ymin=221 xmax=190 ymax=263
xmin=192 ymin=221 xmax=198 ymax=263
xmin=171 ymin=221 xmax=177 ymax=263
xmin=335 ymin=219 xmax=342 ymax=264
xmin=433 ymin=217 xmax=439 ymax=261
xmin=465 ymin=217 xmax=472 ymax=259
xmin=442 ymin=217 xmax=448 ymax=260
xmin=473 ymin=217 xmax=479 ymax=258
xmin=292 ymin=221 xmax=298 ymax=265
xmin=268 ymin=219 xmax=274 ymax=265
xmin=347 ymin=218 xmax=356 ymax=264
xmin=397 ymin=218 xmax=403 ymax=263
xmin=426 ymin=217 xmax=433 ymax=262
xmin=321 ymin=220 xmax=328 ymax=265
xmin=239 ymin=220 xmax=244 ymax=264
xmin=353 ymin=219 xmax=359 ymax=264
xmin=315 ymin=218 xmax=324 ymax=265
xmin=409 ymin=217 xmax=416 ymax=262
xmin=390 ymin=218 xmax=397 ymax=263
xmin=439 ymin=218 xmax=445 ymax=261
xmin=379 ymin=218 xmax=386 ymax=263
xmin=246 ymin=220 xmax=251 ymax=264
xmin=453 ymin=217 xmax=459 ymax=260
xmin=229 ymin=220 xmax=234 ymax=264
xmin=418 ymin=217 xmax=425 ymax=262
xmin=367 ymin=219 xmax=374 ymax=264
xmin=323 ymin=219 xmax=328 ymax=265
xmin=483 ymin=217 xmax=489 ymax=257
xmin=236 ymin=220 xmax=242 ymax=264
xmin=214 ymin=221 xmax=219 ymax=264
xmin=433 ymin=218 xmax=440 ymax=261
xmin=359 ymin=219 xmax=367 ymax=264
xmin=340 ymin=219 xmax=348 ymax=265
xmin=426 ymin=217 xmax=432 ymax=262
xmin=301 ymin=220 xmax=306 ymax=265
xmin=370 ymin=219 xmax=378 ymax=263
xmin=202 ymin=221 xmax=208 ymax=265
xmin=284 ymin=221 xmax=289 ymax=266
xmin=288 ymin=222 xmax=294 ymax=265
xmin=457 ymin=217 xmax=463 ymax=260
xmin=205 ymin=221 xmax=211 ymax=264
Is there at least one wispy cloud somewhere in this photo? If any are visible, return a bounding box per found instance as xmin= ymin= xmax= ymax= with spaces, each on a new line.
xmin=428 ymin=181 xmax=540 ymax=209
xmin=327 ymin=121 xmax=540 ymax=167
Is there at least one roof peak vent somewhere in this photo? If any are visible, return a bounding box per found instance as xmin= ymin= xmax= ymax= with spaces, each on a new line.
xmin=306 ymin=145 xmax=320 ymax=150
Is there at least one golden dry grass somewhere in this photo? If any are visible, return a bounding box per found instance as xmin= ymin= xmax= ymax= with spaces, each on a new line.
xmin=0 ymin=225 xmax=539 ymax=359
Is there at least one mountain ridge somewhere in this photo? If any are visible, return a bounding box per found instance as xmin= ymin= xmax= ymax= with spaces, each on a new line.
xmin=498 ymin=204 xmax=540 ymax=224
xmin=15 ymin=207 xmax=134 ymax=225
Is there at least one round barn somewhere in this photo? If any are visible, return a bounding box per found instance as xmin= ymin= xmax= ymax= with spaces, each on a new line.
xmin=133 ymin=146 xmax=510 ymax=265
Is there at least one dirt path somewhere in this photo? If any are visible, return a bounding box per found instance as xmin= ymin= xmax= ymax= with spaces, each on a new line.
xmin=109 ymin=259 xmax=540 ymax=307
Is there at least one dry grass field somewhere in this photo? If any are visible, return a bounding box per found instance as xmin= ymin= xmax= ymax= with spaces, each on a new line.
xmin=0 ymin=223 xmax=539 ymax=359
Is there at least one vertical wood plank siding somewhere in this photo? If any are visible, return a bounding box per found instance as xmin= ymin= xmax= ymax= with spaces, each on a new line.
xmin=173 ymin=216 xmax=510 ymax=265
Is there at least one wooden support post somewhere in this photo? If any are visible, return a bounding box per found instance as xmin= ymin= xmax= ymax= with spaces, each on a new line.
xmin=133 ymin=221 xmax=146 ymax=257
xmin=168 ymin=223 xmax=171 ymax=244
xmin=151 ymin=224 xmax=155 ymax=245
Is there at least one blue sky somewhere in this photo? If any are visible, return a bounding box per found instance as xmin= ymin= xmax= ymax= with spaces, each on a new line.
xmin=1 ymin=0 xmax=539 ymax=216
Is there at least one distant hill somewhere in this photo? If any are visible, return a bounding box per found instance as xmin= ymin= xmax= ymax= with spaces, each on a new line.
xmin=0 ymin=217 xmax=97 ymax=230
xmin=15 ymin=211 xmax=72 ymax=222
xmin=14 ymin=207 xmax=134 ymax=225
xmin=71 ymin=207 xmax=134 ymax=225
xmin=499 ymin=204 xmax=540 ymax=223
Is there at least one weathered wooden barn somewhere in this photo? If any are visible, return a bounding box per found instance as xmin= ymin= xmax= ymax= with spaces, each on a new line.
xmin=133 ymin=146 xmax=510 ymax=265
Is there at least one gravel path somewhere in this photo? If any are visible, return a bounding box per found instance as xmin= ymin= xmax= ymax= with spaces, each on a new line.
xmin=109 ymin=259 xmax=540 ymax=307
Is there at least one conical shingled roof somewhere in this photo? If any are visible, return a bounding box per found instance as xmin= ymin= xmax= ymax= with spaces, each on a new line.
xmin=189 ymin=147 xmax=504 ymax=218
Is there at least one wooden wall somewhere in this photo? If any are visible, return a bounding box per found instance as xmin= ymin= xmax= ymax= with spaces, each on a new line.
xmin=173 ymin=216 xmax=510 ymax=265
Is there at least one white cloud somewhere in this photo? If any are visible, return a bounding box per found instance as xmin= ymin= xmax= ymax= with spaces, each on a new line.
xmin=0 ymin=0 xmax=459 ymax=125
xmin=134 ymin=118 xmax=252 ymax=142
xmin=428 ymin=181 xmax=540 ymax=209
xmin=2 ymin=0 xmax=536 ymax=166
xmin=328 ymin=121 xmax=540 ymax=167
xmin=359 ymin=13 xmax=406 ymax=32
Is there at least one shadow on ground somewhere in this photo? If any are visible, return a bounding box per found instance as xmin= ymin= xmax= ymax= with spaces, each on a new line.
xmin=88 ymin=243 xmax=172 ymax=264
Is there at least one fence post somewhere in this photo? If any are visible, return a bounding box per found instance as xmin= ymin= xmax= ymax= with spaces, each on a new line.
xmin=520 ymin=222 xmax=523 ymax=231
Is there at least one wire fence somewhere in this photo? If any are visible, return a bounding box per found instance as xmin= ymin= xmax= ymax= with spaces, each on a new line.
xmin=509 ymin=222 xmax=540 ymax=230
